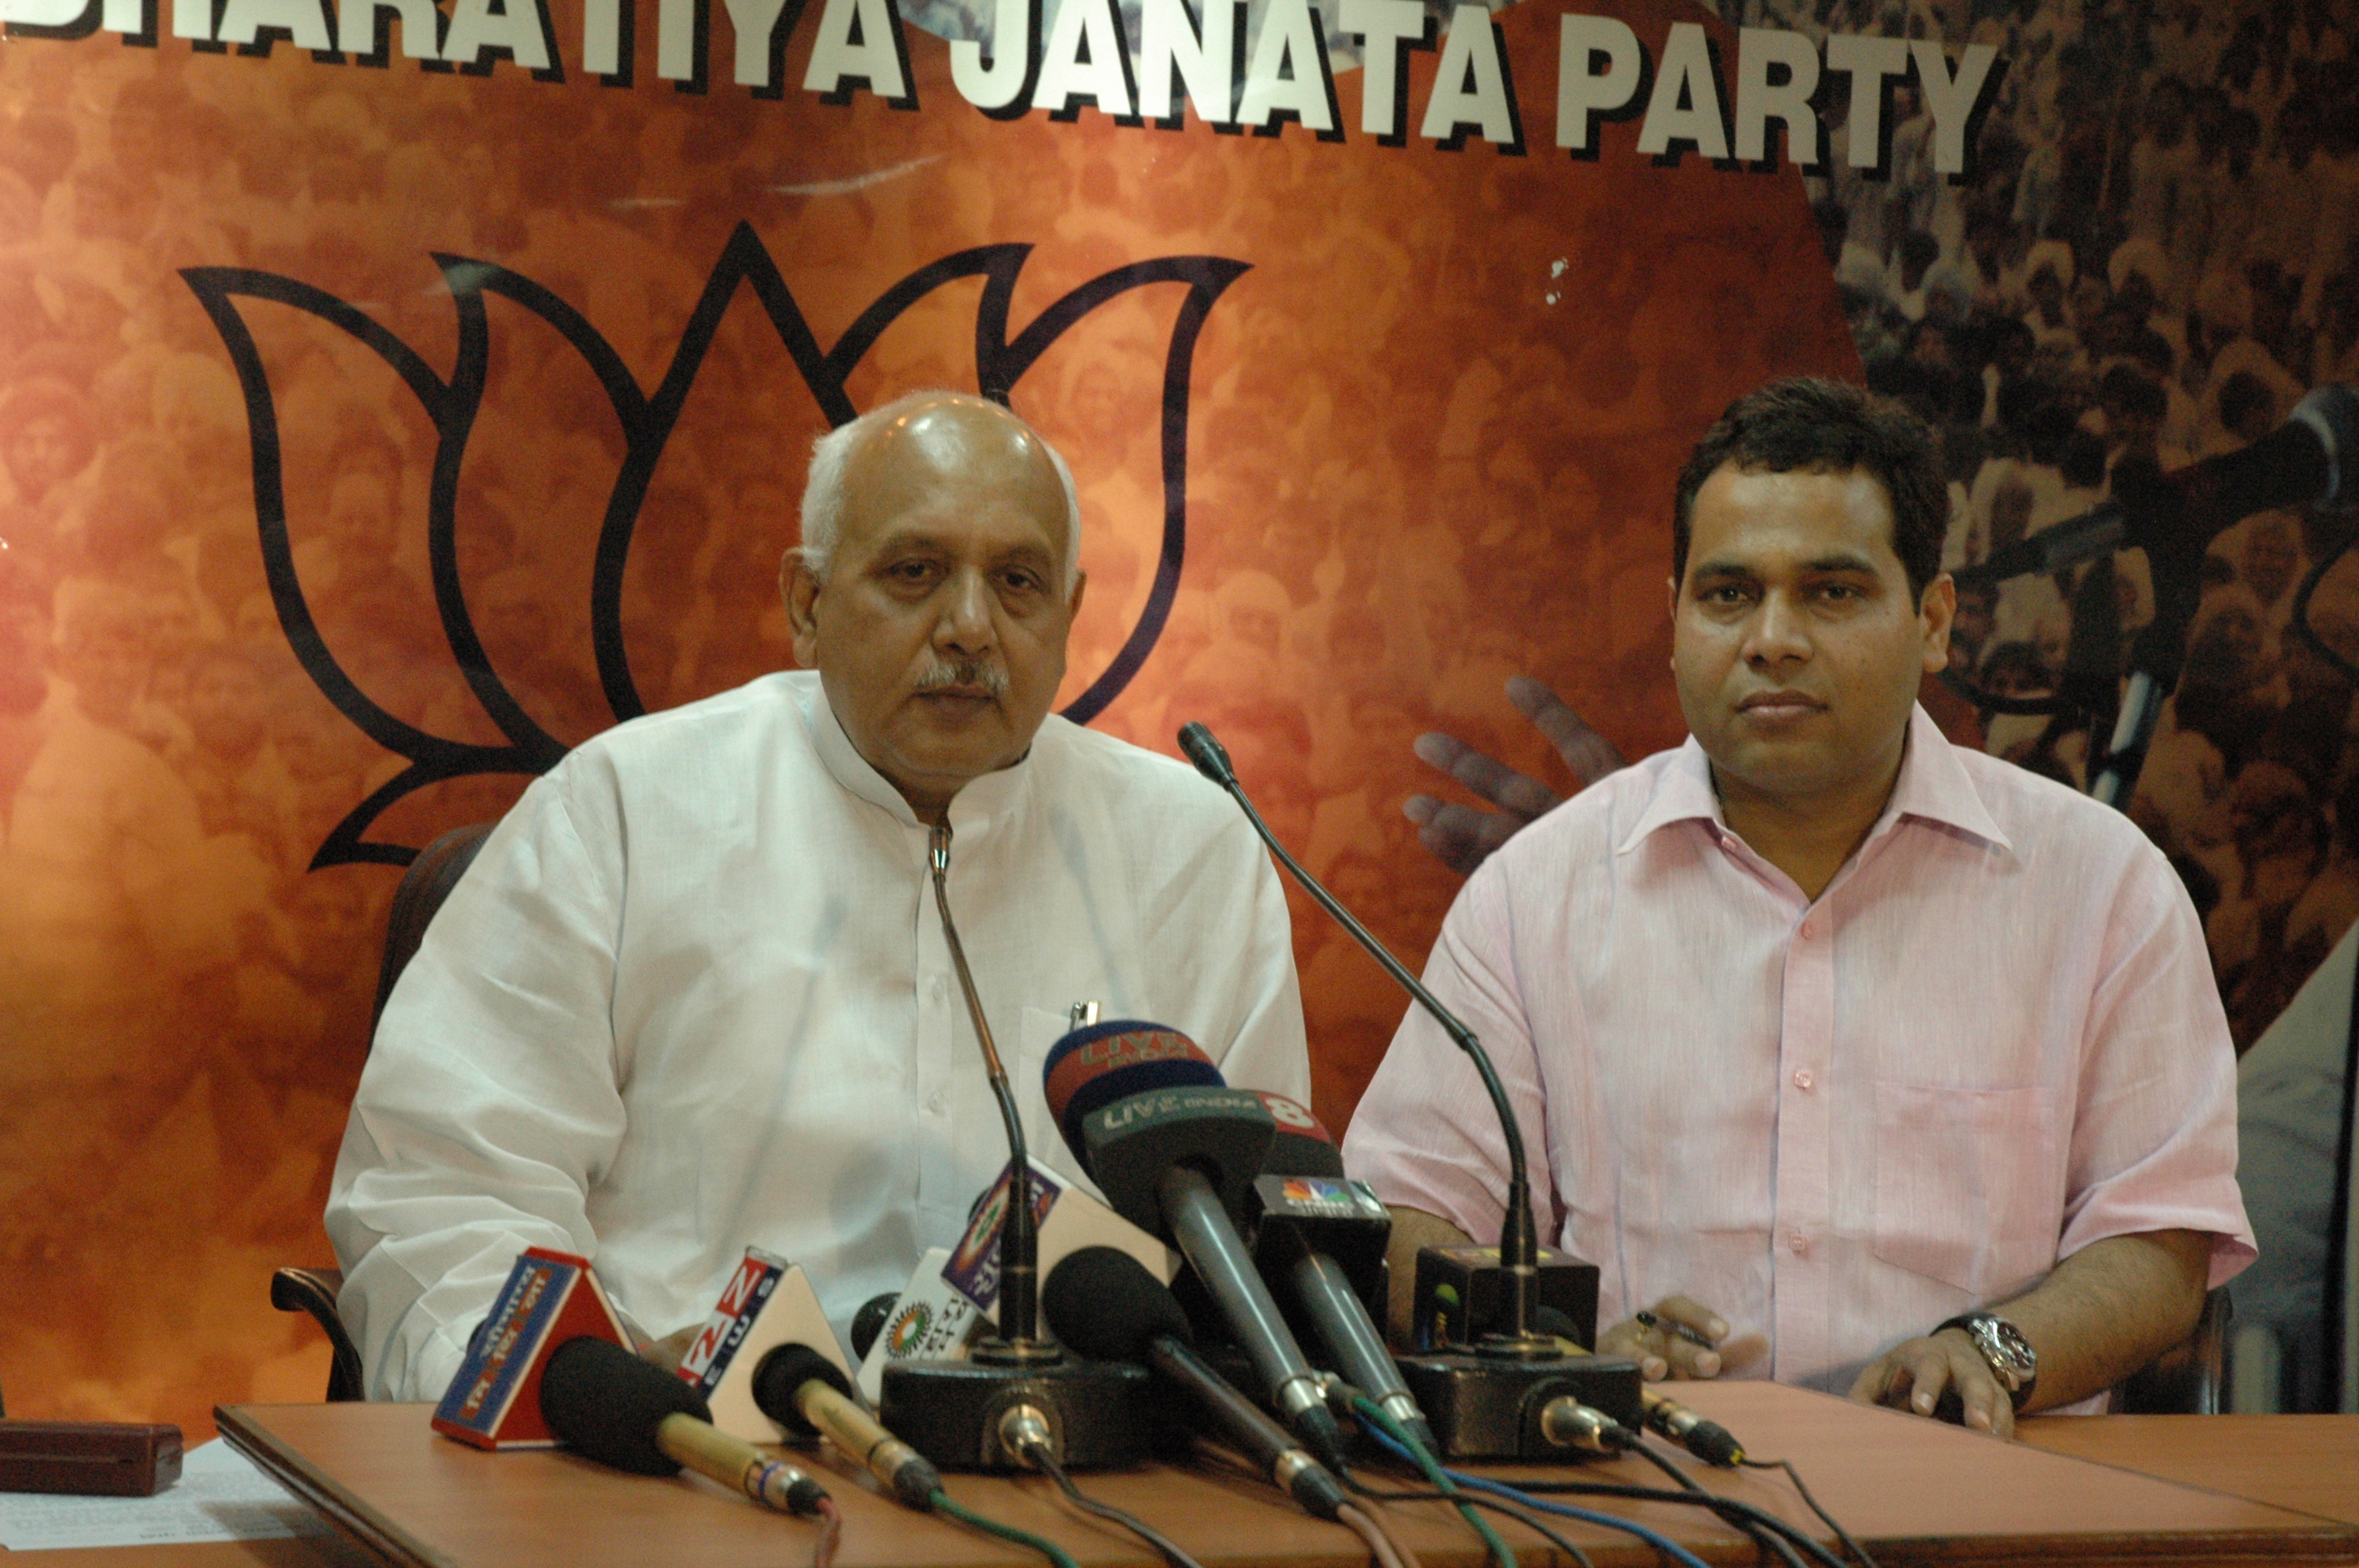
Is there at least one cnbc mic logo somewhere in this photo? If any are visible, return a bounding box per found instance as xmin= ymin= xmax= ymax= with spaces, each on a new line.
xmin=183 ymin=226 xmax=1249 ymax=871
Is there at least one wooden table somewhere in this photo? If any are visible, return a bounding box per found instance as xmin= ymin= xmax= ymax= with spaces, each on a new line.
xmin=164 ymin=1383 xmax=2357 ymax=1568
xmin=2020 ymin=1413 xmax=2359 ymax=1526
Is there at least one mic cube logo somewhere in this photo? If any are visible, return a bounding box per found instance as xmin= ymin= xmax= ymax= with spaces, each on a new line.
xmin=677 ymin=1247 xmax=788 ymax=1397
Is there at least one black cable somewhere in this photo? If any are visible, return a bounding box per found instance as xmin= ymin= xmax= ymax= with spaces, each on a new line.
xmin=1498 ymin=1472 xmax=1854 ymax=1568
xmin=1627 ymin=1443 xmax=1812 ymax=1568
xmin=1352 ymin=1485 xmax=1598 ymax=1568
xmin=1022 ymin=1443 xmax=1209 ymax=1568
xmin=1742 ymin=1458 xmax=1881 ymax=1568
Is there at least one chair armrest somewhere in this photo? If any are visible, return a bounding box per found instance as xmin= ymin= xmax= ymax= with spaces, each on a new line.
xmin=271 ymin=1267 xmax=365 ymax=1403
xmin=2110 ymin=1285 xmax=2232 ymax=1414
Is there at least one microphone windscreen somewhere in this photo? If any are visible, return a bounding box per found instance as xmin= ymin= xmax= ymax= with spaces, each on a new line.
xmin=1043 ymin=1246 xmax=1194 ymax=1363
xmin=751 ymin=1343 xmax=853 ymax=1436
xmin=1041 ymin=1022 xmax=1223 ymax=1165
xmin=850 ymin=1292 xmax=901 ymax=1363
xmin=1256 ymin=1091 xmax=1347 ymax=1178
xmin=539 ymin=1337 xmax=711 ymax=1475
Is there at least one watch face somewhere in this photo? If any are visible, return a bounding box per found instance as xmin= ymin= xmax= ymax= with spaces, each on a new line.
xmin=1974 ymin=1317 xmax=2037 ymax=1386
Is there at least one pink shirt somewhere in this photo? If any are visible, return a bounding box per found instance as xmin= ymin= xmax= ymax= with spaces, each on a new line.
xmin=1343 ymin=706 xmax=2255 ymax=1394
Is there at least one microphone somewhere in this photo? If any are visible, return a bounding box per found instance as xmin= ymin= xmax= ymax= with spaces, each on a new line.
xmin=1180 ymin=721 xmax=1643 ymax=1458
xmin=1251 ymin=1092 xmax=1438 ymax=1457
xmin=874 ymin=823 xmax=1155 ymax=1472
xmin=1039 ymin=1022 xmax=1351 ymax=1473
xmin=1045 ymin=1247 xmax=1347 ymax=1522
xmin=538 ymin=1338 xmax=828 ymax=1515
xmin=1957 ymin=385 xmax=2357 ymax=590
xmin=1177 ymin=722 xmax=1550 ymax=1354
xmin=752 ymin=1343 xmax=940 ymax=1510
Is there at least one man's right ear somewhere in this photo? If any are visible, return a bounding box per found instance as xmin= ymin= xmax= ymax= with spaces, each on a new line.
xmin=782 ymin=548 xmax=823 ymax=669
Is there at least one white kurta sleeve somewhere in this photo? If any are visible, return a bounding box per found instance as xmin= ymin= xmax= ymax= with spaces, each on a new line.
xmin=1175 ymin=808 xmax=1313 ymax=1109
xmin=325 ymin=761 xmax=631 ymax=1402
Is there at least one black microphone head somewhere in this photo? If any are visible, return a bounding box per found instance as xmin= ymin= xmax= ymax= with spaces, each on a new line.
xmin=1042 ymin=1246 xmax=1194 ymax=1363
xmin=850 ymin=1292 xmax=901 ymax=1363
xmin=751 ymin=1343 xmax=853 ymax=1437
xmin=538 ymin=1336 xmax=710 ymax=1476
xmin=1176 ymin=722 xmax=1236 ymax=786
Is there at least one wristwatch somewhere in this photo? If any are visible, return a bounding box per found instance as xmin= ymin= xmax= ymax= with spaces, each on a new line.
xmin=1933 ymin=1312 xmax=2037 ymax=1410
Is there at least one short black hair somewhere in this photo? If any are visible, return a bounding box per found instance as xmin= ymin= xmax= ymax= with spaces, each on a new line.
xmin=1674 ymin=376 xmax=1949 ymax=600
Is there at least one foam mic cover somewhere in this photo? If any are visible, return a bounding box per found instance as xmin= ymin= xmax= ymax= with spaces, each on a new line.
xmin=1041 ymin=1021 xmax=1225 ymax=1161
xmin=539 ymin=1338 xmax=711 ymax=1476
xmin=1039 ymin=1022 xmax=1275 ymax=1234
xmin=1042 ymin=1247 xmax=1195 ymax=1363
xmin=751 ymin=1344 xmax=856 ymax=1438
xmin=1254 ymin=1092 xmax=1346 ymax=1179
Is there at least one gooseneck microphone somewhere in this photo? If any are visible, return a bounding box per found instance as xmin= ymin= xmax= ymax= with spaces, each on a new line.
xmin=876 ymin=826 xmax=1154 ymax=1472
xmin=538 ymin=1338 xmax=829 ymax=1515
xmin=1045 ymin=1247 xmax=1347 ymax=1522
xmin=1040 ymin=1022 xmax=1350 ymax=1473
xmin=929 ymin=823 xmax=1048 ymax=1359
xmin=1177 ymin=722 xmax=1548 ymax=1356
xmin=1180 ymin=722 xmax=1644 ymax=1459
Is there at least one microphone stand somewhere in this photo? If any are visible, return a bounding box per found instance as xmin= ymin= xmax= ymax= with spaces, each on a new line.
xmin=874 ymin=825 xmax=1154 ymax=1470
xmin=1180 ymin=724 xmax=1641 ymax=1457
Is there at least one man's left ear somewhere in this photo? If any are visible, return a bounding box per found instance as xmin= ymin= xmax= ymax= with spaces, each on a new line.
xmin=1066 ymin=569 xmax=1088 ymax=619
xmin=782 ymin=548 xmax=823 ymax=669
xmin=1919 ymin=572 xmax=1957 ymax=674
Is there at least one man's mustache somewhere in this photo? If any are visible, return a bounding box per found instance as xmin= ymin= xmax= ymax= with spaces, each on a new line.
xmin=913 ymin=657 xmax=1009 ymax=699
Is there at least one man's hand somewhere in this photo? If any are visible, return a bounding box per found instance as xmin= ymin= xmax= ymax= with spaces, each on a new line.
xmin=1596 ymin=1297 xmax=1749 ymax=1381
xmin=1850 ymin=1328 xmax=2019 ymax=1439
xmin=1405 ymin=678 xmax=1627 ymax=875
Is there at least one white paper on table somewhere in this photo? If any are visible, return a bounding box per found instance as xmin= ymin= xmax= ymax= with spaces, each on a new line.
xmin=0 ymin=1436 xmax=334 ymax=1550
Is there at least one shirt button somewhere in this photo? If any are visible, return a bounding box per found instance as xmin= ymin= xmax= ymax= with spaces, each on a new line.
xmin=1793 ymin=1069 xmax=1813 ymax=1091
xmin=931 ymin=977 xmax=947 ymax=1000
xmin=1788 ymin=1232 xmax=1809 ymax=1256
xmin=926 ymin=1092 xmax=946 ymax=1114
xmin=1799 ymin=921 xmax=1816 ymax=940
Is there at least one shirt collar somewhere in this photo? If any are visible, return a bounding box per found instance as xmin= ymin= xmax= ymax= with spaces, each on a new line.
xmin=1616 ymin=704 xmax=2012 ymax=856
xmin=805 ymin=679 xmax=1038 ymax=839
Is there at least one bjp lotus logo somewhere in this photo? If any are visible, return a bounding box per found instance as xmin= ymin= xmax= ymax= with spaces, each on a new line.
xmin=184 ymin=223 xmax=1247 ymax=869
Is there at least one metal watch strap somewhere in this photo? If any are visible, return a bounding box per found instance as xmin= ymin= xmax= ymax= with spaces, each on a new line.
xmin=1932 ymin=1312 xmax=2037 ymax=1411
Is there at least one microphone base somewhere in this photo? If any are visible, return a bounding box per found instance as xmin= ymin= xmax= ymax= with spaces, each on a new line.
xmin=1395 ymin=1352 xmax=1644 ymax=1461
xmin=881 ymin=1357 xmax=1156 ymax=1472
xmin=1411 ymin=1244 xmax=1599 ymax=1351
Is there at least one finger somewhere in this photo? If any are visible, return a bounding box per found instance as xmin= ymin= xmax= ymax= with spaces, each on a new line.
xmin=1595 ymin=1319 xmax=1670 ymax=1381
xmin=1405 ymin=800 xmax=1521 ymax=876
xmin=1950 ymin=1354 xmax=2008 ymax=1436
xmin=1649 ymin=1297 xmax=1730 ymax=1345
xmin=1848 ymin=1356 xmax=1895 ymax=1403
xmin=1661 ymin=1334 xmax=1723 ymax=1379
xmin=1414 ymin=731 xmax=1561 ymax=819
xmin=1899 ymin=1347 xmax=1954 ymax=1417
xmin=1507 ymin=677 xmax=1627 ymax=786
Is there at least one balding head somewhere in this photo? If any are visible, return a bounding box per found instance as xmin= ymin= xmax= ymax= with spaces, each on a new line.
xmin=798 ymin=392 xmax=1082 ymax=591
xmin=782 ymin=391 xmax=1089 ymax=825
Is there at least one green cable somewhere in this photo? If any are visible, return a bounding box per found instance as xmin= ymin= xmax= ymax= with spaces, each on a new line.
xmin=1354 ymin=1396 xmax=1518 ymax=1568
xmin=929 ymin=1489 xmax=1085 ymax=1568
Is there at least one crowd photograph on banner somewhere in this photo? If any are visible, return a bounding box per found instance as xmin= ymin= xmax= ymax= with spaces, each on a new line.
xmin=0 ymin=0 xmax=2357 ymax=1446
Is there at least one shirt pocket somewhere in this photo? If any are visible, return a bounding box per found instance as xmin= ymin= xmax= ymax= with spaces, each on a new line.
xmin=1870 ymin=1080 xmax=2059 ymax=1298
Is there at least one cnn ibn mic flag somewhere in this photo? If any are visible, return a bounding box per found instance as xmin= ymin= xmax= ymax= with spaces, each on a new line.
xmin=430 ymin=1247 xmax=631 ymax=1450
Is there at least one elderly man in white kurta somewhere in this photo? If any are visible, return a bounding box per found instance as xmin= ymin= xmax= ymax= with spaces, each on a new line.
xmin=327 ymin=393 xmax=1310 ymax=1401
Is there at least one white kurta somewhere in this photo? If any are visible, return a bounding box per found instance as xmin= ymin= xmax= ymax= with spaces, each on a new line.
xmin=326 ymin=671 xmax=1310 ymax=1400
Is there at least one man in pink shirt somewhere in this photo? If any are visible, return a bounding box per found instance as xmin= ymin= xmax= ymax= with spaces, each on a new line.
xmin=1343 ymin=377 xmax=2253 ymax=1438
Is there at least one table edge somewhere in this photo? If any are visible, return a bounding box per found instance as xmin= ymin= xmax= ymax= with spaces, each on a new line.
xmin=213 ymin=1408 xmax=456 ymax=1568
